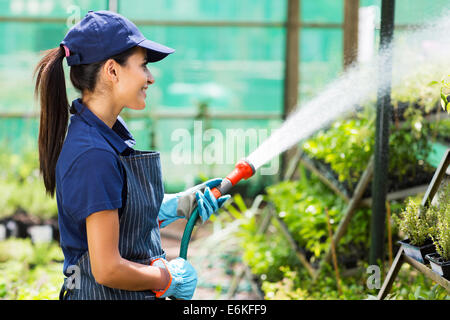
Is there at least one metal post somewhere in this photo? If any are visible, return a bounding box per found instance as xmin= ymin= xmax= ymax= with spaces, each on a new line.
xmin=369 ymin=0 xmax=395 ymax=265
xmin=343 ymin=0 xmax=359 ymax=69
xmin=282 ymin=0 xmax=300 ymax=177
xmin=108 ymin=0 xmax=118 ymax=12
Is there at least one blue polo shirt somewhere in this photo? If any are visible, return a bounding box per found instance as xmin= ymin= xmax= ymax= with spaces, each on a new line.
xmin=55 ymin=98 xmax=136 ymax=275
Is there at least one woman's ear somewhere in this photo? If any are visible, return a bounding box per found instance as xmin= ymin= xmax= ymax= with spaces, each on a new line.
xmin=103 ymin=59 xmax=119 ymax=83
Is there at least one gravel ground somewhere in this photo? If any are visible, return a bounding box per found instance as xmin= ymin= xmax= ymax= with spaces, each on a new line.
xmin=160 ymin=219 xmax=262 ymax=300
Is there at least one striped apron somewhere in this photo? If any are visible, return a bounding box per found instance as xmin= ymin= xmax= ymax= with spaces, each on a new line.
xmin=60 ymin=150 xmax=165 ymax=300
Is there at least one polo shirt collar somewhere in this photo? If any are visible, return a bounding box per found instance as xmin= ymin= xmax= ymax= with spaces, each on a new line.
xmin=71 ymin=98 xmax=133 ymax=155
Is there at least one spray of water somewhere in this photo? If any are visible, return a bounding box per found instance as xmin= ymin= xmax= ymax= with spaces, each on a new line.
xmin=247 ymin=13 xmax=450 ymax=170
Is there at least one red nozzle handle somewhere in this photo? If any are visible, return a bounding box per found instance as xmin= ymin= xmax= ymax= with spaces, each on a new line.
xmin=211 ymin=187 xmax=222 ymax=199
xmin=210 ymin=159 xmax=255 ymax=199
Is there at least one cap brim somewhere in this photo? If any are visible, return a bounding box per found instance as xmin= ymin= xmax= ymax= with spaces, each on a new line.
xmin=137 ymin=39 xmax=175 ymax=63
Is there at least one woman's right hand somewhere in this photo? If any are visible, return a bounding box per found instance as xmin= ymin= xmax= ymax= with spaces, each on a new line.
xmin=150 ymin=257 xmax=197 ymax=300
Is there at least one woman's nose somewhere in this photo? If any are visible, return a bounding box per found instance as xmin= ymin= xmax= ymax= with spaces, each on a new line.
xmin=147 ymin=70 xmax=155 ymax=85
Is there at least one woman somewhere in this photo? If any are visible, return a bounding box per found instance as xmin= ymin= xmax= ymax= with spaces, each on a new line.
xmin=34 ymin=10 xmax=230 ymax=300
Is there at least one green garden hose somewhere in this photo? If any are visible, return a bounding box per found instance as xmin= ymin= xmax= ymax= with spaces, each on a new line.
xmin=171 ymin=160 xmax=255 ymax=300
xmin=178 ymin=159 xmax=255 ymax=260
xmin=179 ymin=207 xmax=199 ymax=259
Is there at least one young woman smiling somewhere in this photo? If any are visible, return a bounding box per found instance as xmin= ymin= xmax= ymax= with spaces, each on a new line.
xmin=34 ymin=10 xmax=229 ymax=300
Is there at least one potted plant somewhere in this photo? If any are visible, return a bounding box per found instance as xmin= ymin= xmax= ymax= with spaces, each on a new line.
xmin=425 ymin=183 xmax=450 ymax=279
xmin=395 ymin=198 xmax=436 ymax=264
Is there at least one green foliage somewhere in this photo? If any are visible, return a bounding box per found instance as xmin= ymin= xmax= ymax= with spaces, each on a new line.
xmin=393 ymin=197 xmax=436 ymax=246
xmin=402 ymin=284 xmax=450 ymax=300
xmin=261 ymin=266 xmax=312 ymax=300
xmin=431 ymin=75 xmax=450 ymax=114
xmin=239 ymin=229 xmax=296 ymax=280
xmin=265 ymin=166 xmax=370 ymax=260
xmin=260 ymin=262 xmax=449 ymax=300
xmin=302 ymin=103 xmax=437 ymax=192
xmin=429 ymin=118 xmax=450 ymax=141
xmin=429 ymin=182 xmax=450 ymax=260
xmin=386 ymin=264 xmax=450 ymax=300
xmin=228 ymin=198 xmax=300 ymax=281
xmin=0 ymin=238 xmax=63 ymax=267
xmin=0 ymin=180 xmax=18 ymax=218
xmin=0 ymin=145 xmax=57 ymax=220
xmin=394 ymin=182 xmax=450 ymax=258
xmin=302 ymin=111 xmax=374 ymax=187
xmin=230 ymin=168 xmax=370 ymax=285
xmin=261 ymin=265 xmax=368 ymax=300
xmin=392 ymin=63 xmax=441 ymax=113
xmin=266 ymin=179 xmax=335 ymax=258
xmin=389 ymin=106 xmax=434 ymax=177
xmin=0 ymin=238 xmax=34 ymax=263
xmin=0 ymin=239 xmax=64 ymax=300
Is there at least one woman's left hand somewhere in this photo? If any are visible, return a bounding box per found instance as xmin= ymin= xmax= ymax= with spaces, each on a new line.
xmin=195 ymin=186 xmax=230 ymax=223
xmin=157 ymin=178 xmax=230 ymax=228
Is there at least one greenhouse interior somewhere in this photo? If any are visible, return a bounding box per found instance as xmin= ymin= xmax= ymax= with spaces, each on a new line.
xmin=0 ymin=0 xmax=449 ymax=302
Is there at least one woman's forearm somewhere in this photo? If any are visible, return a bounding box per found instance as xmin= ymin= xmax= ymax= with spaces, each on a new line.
xmin=86 ymin=210 xmax=170 ymax=292
xmin=95 ymin=256 xmax=170 ymax=291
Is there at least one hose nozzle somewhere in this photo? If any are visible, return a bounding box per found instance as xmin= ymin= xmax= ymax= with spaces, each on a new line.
xmin=179 ymin=159 xmax=256 ymax=260
xmin=211 ymin=159 xmax=255 ymax=199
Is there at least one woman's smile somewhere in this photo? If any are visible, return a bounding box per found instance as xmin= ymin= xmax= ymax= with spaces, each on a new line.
xmin=142 ymin=86 xmax=148 ymax=98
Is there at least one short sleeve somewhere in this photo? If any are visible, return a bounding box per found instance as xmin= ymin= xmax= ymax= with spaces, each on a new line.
xmin=61 ymin=149 xmax=124 ymax=222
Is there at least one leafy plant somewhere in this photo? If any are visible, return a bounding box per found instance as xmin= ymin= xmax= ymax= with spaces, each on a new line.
xmin=389 ymin=105 xmax=434 ymax=178
xmin=393 ymin=197 xmax=436 ymax=246
xmin=391 ymin=62 xmax=442 ymax=114
xmin=0 ymin=145 xmax=57 ymax=220
xmin=302 ymin=105 xmax=435 ymax=193
xmin=302 ymin=112 xmax=374 ymax=188
xmin=260 ymin=261 xmax=450 ymax=300
xmin=227 ymin=196 xmax=300 ymax=281
xmin=265 ymin=166 xmax=371 ymax=260
xmin=261 ymin=266 xmax=312 ymax=300
xmin=429 ymin=182 xmax=450 ymax=261
xmin=429 ymin=118 xmax=450 ymax=142
xmin=430 ymin=75 xmax=450 ymax=113
xmin=0 ymin=239 xmax=64 ymax=300
xmin=228 ymin=165 xmax=371 ymax=287
xmin=386 ymin=263 xmax=450 ymax=300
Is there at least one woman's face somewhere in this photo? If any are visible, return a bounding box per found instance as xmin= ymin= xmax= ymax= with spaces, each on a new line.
xmin=115 ymin=47 xmax=154 ymax=110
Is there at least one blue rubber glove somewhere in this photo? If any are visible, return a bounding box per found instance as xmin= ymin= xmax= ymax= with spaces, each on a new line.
xmin=151 ymin=257 xmax=197 ymax=300
xmin=158 ymin=178 xmax=231 ymax=228
xmin=196 ymin=186 xmax=230 ymax=223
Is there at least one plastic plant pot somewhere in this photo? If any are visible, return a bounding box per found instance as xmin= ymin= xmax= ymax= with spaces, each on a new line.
xmin=425 ymin=253 xmax=450 ymax=280
xmin=398 ymin=238 xmax=436 ymax=264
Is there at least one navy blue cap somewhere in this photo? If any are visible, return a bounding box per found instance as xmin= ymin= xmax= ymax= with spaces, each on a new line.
xmin=60 ymin=10 xmax=175 ymax=66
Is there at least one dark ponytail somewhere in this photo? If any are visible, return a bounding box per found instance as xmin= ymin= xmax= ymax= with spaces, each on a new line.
xmin=34 ymin=46 xmax=68 ymax=197
xmin=34 ymin=45 xmax=139 ymax=197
